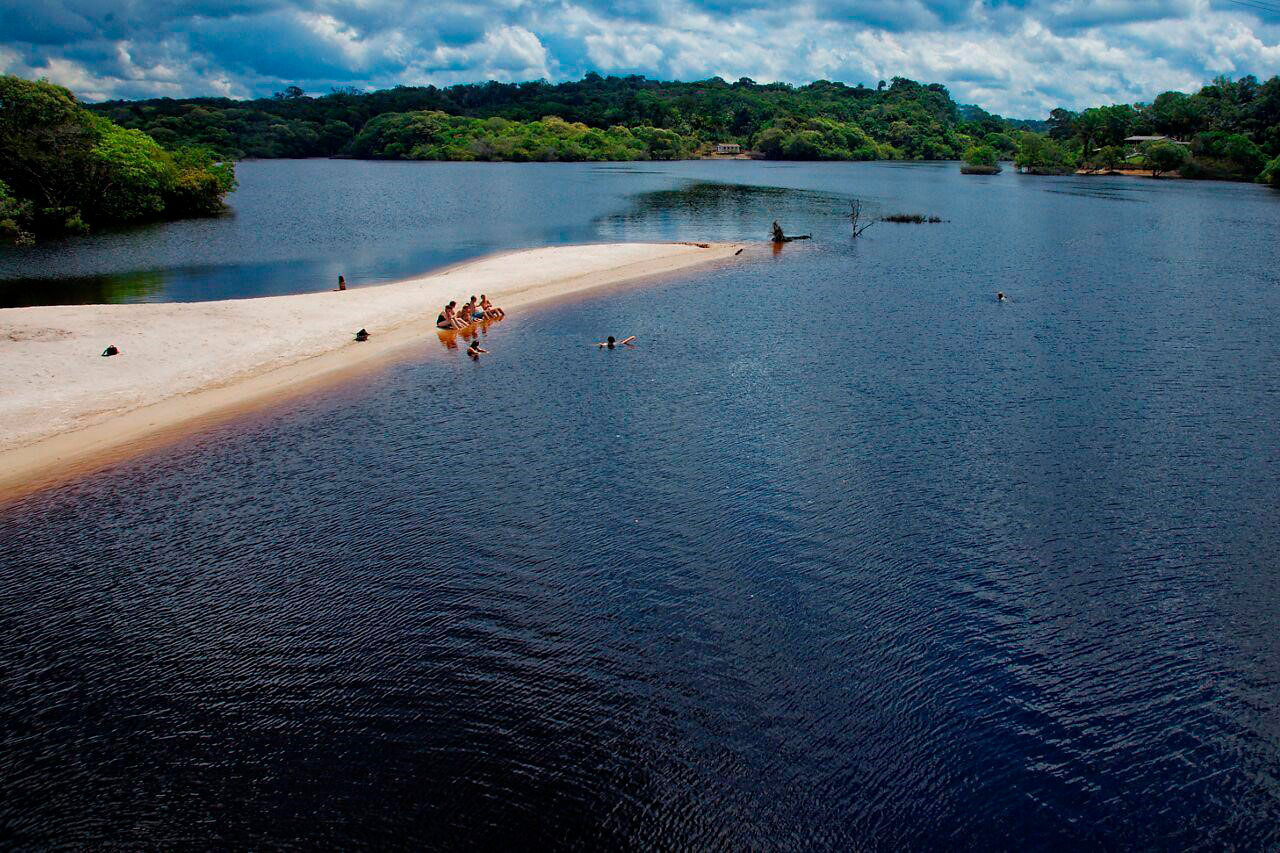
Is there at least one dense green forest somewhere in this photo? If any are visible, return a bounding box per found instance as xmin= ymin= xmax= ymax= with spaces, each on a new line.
xmin=0 ymin=76 xmax=236 ymax=245
xmin=85 ymin=70 xmax=1279 ymax=182
xmin=89 ymin=75 xmax=1030 ymax=163
xmin=4 ymin=69 xmax=1275 ymax=245
xmin=1012 ymin=74 xmax=1280 ymax=184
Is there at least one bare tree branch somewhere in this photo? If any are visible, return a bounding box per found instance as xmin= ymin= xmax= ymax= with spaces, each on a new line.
xmin=849 ymin=200 xmax=875 ymax=237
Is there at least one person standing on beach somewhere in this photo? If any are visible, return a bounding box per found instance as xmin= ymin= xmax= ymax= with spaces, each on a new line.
xmin=337 ymin=275 xmax=346 ymax=291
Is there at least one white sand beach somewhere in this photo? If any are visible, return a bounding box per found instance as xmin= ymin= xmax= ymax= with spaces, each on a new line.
xmin=0 ymin=241 xmax=744 ymax=499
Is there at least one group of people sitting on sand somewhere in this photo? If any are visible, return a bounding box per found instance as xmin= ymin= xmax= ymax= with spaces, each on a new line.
xmin=437 ymin=294 xmax=504 ymax=330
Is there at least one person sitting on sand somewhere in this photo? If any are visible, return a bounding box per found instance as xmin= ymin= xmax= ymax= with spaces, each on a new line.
xmin=467 ymin=296 xmax=485 ymax=323
xmin=467 ymin=338 xmax=488 ymax=359
xmin=596 ymin=336 xmax=637 ymax=349
xmin=438 ymin=301 xmax=467 ymax=330
xmin=454 ymin=299 xmax=474 ymax=327
xmin=480 ymin=294 xmax=504 ymax=319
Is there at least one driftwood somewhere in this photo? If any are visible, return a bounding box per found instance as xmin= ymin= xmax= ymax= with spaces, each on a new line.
xmin=771 ymin=221 xmax=812 ymax=243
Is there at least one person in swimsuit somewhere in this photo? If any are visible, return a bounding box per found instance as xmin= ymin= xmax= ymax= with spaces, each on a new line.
xmin=467 ymin=296 xmax=484 ymax=322
xmin=467 ymin=338 xmax=488 ymax=359
xmin=337 ymin=275 xmax=346 ymax=291
xmin=480 ymin=294 xmax=504 ymax=319
xmin=456 ymin=299 xmax=475 ymax=326
xmin=438 ymin=301 xmax=466 ymax=330
xmin=595 ymin=336 xmax=636 ymax=349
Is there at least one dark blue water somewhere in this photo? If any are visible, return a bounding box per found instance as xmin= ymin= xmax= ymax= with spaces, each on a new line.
xmin=1 ymin=162 xmax=1279 ymax=847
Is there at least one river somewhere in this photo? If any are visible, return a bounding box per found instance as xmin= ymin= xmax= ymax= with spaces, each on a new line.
xmin=1 ymin=160 xmax=1278 ymax=847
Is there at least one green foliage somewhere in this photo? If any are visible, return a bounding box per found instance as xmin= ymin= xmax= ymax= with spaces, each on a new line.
xmin=963 ymin=145 xmax=998 ymax=167
xmin=1083 ymin=145 xmax=1125 ymax=172
xmin=1143 ymin=141 xmax=1190 ymax=177
xmin=1259 ymin=155 xmax=1280 ymax=187
xmin=166 ymin=146 xmax=239 ymax=215
xmin=0 ymin=75 xmax=235 ymax=243
xmin=1187 ymin=131 xmax=1265 ymax=179
xmin=88 ymin=121 xmax=173 ymax=220
xmin=0 ymin=179 xmax=35 ymax=246
xmin=1014 ymin=132 xmax=1074 ymax=174
xmin=982 ymin=132 xmax=1016 ymax=156
xmin=349 ymin=111 xmax=690 ymax=161
xmin=86 ymin=73 xmax=1026 ymax=163
xmin=1044 ymin=74 xmax=1280 ymax=182
xmin=753 ymin=116 xmax=899 ymax=160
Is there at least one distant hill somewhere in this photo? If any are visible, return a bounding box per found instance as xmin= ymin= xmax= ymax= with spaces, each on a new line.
xmin=959 ymin=104 xmax=1047 ymax=133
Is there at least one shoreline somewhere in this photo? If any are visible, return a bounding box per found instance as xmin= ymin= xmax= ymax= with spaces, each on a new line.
xmin=0 ymin=241 xmax=745 ymax=503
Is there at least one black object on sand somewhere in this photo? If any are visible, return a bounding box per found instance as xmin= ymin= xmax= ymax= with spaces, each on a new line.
xmin=355 ymin=328 xmax=370 ymax=342
xmin=734 ymin=248 xmax=744 ymax=255
xmin=101 ymin=345 xmax=119 ymax=357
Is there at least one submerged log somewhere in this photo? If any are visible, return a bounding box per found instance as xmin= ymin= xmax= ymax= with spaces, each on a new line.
xmin=770 ymin=221 xmax=812 ymax=243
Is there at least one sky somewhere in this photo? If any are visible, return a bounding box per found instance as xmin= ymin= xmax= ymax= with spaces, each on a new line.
xmin=1 ymin=0 xmax=1278 ymax=117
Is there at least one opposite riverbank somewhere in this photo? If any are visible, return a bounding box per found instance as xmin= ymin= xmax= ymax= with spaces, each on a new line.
xmin=0 ymin=241 xmax=744 ymax=501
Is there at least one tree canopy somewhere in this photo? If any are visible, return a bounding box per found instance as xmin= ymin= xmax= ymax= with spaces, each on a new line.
xmin=87 ymin=74 xmax=1031 ymax=164
xmin=1017 ymin=74 xmax=1280 ymax=183
xmin=0 ymin=75 xmax=236 ymax=244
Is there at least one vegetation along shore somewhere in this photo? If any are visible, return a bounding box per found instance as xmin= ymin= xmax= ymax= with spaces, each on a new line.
xmin=2 ymin=71 xmax=1277 ymax=245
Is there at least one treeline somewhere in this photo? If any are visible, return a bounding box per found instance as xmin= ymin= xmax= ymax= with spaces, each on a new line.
xmin=1012 ymin=75 xmax=1280 ymax=185
xmin=1 ymin=76 xmax=236 ymax=245
xmin=88 ymin=74 xmax=1029 ymax=163
xmin=349 ymin=112 xmax=694 ymax=161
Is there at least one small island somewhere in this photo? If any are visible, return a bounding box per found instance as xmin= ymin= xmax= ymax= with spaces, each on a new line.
xmin=961 ymin=144 xmax=1002 ymax=174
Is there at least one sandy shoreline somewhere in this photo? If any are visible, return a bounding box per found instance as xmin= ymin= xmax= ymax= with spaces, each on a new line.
xmin=0 ymin=241 xmax=744 ymax=501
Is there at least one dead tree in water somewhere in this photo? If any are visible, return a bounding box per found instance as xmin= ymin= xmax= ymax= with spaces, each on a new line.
xmin=849 ymin=200 xmax=875 ymax=237
xmin=771 ymin=220 xmax=811 ymax=243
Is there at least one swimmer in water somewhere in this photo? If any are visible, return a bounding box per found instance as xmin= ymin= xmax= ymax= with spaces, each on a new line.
xmin=595 ymin=335 xmax=637 ymax=349
xmin=997 ymin=291 xmax=1006 ymax=301
xmin=467 ymin=338 xmax=488 ymax=359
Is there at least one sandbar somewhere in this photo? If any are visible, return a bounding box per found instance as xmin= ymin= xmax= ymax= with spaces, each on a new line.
xmin=0 ymin=241 xmax=744 ymax=501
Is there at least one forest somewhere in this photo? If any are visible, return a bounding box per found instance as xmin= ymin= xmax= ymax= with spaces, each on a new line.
xmin=85 ymin=71 xmax=1280 ymax=184
xmin=89 ymin=75 xmax=1027 ymax=163
xmin=1012 ymin=75 xmax=1280 ymax=185
xmin=0 ymin=76 xmax=237 ymax=245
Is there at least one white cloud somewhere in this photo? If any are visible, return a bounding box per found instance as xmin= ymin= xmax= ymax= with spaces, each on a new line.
xmin=2 ymin=0 xmax=1278 ymax=115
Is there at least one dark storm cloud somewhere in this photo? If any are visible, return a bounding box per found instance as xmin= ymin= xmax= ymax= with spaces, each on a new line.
xmin=0 ymin=0 xmax=1277 ymax=115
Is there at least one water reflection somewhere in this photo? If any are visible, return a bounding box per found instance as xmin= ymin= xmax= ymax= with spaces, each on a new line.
xmin=595 ymin=182 xmax=849 ymax=242
xmin=436 ymin=318 xmax=502 ymax=350
xmin=0 ymin=269 xmax=166 ymax=308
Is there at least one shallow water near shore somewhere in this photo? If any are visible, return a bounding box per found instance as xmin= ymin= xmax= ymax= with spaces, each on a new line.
xmin=1 ymin=162 xmax=1280 ymax=847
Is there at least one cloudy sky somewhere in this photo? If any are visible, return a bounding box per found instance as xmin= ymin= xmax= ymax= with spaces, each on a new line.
xmin=1 ymin=0 xmax=1278 ymax=117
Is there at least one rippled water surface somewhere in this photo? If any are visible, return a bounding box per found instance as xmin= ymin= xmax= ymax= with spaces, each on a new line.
xmin=2 ymin=162 xmax=1279 ymax=847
